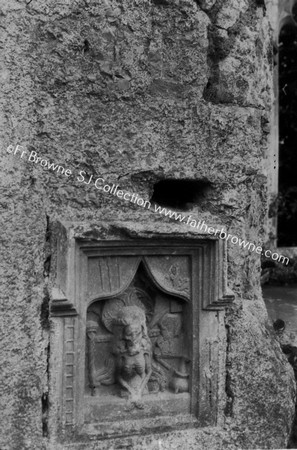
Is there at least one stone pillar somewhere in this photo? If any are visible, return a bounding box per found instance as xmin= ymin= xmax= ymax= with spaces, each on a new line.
xmin=0 ymin=1 xmax=295 ymax=449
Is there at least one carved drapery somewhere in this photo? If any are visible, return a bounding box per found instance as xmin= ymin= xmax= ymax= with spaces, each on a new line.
xmin=87 ymin=256 xmax=191 ymax=303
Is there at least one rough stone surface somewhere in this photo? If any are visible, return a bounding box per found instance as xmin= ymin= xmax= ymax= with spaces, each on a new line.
xmin=0 ymin=0 xmax=295 ymax=449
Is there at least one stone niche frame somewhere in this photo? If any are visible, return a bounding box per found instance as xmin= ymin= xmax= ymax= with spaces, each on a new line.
xmin=49 ymin=222 xmax=234 ymax=443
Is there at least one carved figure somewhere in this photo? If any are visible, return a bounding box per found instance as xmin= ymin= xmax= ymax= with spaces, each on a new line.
xmin=86 ymin=320 xmax=99 ymax=396
xmin=112 ymin=306 xmax=152 ymax=407
xmin=86 ymin=319 xmax=115 ymax=396
xmin=86 ymin=285 xmax=190 ymax=403
xmin=165 ymin=264 xmax=190 ymax=295
xmin=154 ymin=314 xmax=184 ymax=361
xmin=153 ymin=314 xmax=190 ymax=393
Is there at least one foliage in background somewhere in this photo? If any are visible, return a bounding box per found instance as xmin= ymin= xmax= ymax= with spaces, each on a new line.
xmin=262 ymin=253 xmax=297 ymax=284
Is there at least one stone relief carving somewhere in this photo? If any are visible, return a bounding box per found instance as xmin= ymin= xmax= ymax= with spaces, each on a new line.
xmin=112 ymin=306 xmax=152 ymax=407
xmin=165 ymin=264 xmax=190 ymax=296
xmin=153 ymin=313 xmax=190 ymax=394
xmin=86 ymin=278 xmax=190 ymax=409
xmin=53 ymin=232 xmax=234 ymax=433
xmin=87 ymin=256 xmax=191 ymax=304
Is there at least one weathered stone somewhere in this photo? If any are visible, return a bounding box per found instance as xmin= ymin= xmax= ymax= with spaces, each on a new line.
xmin=0 ymin=0 xmax=295 ymax=449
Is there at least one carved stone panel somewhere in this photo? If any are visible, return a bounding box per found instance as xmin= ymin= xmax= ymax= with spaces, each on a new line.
xmin=50 ymin=226 xmax=234 ymax=442
xmin=85 ymin=261 xmax=191 ymax=422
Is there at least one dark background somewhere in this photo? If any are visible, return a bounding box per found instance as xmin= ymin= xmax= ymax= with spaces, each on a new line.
xmin=278 ymin=19 xmax=297 ymax=246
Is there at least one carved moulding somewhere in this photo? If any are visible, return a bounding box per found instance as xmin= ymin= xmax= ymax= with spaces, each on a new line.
xmin=49 ymin=222 xmax=234 ymax=442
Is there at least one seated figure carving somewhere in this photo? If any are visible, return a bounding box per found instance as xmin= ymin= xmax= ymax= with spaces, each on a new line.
xmin=112 ymin=306 xmax=152 ymax=407
xmin=86 ymin=286 xmax=189 ymax=409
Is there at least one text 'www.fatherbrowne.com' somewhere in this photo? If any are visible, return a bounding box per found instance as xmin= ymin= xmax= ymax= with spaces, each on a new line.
xmin=6 ymin=145 xmax=289 ymax=266
xmin=77 ymin=172 xmax=289 ymax=266
xmin=153 ymin=205 xmax=289 ymax=265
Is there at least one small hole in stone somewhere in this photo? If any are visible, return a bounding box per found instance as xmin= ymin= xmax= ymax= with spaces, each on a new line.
xmin=83 ymin=39 xmax=90 ymax=53
xmin=42 ymin=392 xmax=49 ymax=437
xmin=255 ymin=0 xmax=266 ymax=8
xmin=151 ymin=179 xmax=212 ymax=210
xmin=151 ymin=0 xmax=169 ymax=5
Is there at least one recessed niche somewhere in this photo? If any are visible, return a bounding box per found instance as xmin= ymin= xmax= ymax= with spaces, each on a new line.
xmin=49 ymin=224 xmax=234 ymax=443
xmin=85 ymin=261 xmax=191 ymax=423
xmin=150 ymin=179 xmax=212 ymax=210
